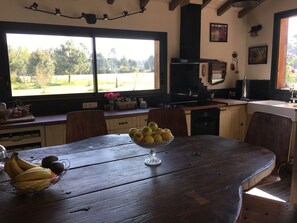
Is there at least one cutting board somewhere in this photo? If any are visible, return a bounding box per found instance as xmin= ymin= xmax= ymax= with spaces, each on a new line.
xmin=0 ymin=115 xmax=35 ymax=124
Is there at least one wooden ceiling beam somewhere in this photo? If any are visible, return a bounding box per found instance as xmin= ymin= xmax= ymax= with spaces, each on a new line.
xmin=107 ymin=0 xmax=115 ymax=4
xmin=139 ymin=0 xmax=150 ymax=9
xmin=217 ymin=0 xmax=232 ymax=16
xmin=202 ymin=0 xmax=213 ymax=9
xmin=238 ymin=0 xmax=266 ymax=18
xmin=169 ymin=0 xmax=185 ymax=11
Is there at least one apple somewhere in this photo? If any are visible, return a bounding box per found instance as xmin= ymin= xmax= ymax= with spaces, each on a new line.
xmin=162 ymin=131 xmax=172 ymax=141
xmin=148 ymin=122 xmax=158 ymax=132
xmin=155 ymin=128 xmax=164 ymax=135
xmin=128 ymin=128 xmax=138 ymax=138
xmin=143 ymin=135 xmax=154 ymax=144
xmin=153 ymin=134 xmax=163 ymax=143
xmin=142 ymin=126 xmax=152 ymax=136
xmin=163 ymin=128 xmax=171 ymax=133
xmin=133 ymin=131 xmax=144 ymax=142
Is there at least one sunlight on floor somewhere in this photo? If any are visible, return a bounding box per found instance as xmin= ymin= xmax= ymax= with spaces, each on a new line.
xmin=246 ymin=188 xmax=286 ymax=202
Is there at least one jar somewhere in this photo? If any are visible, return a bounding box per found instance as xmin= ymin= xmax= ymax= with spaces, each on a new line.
xmin=140 ymin=101 xmax=147 ymax=109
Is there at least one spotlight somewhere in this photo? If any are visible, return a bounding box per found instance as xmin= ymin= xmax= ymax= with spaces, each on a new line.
xmin=30 ymin=2 xmax=38 ymax=10
xmin=122 ymin=11 xmax=128 ymax=17
xmin=55 ymin=8 xmax=61 ymax=16
xmin=103 ymin=14 xmax=109 ymax=21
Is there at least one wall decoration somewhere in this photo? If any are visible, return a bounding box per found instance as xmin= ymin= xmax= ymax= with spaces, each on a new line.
xmin=248 ymin=46 xmax=268 ymax=64
xmin=209 ymin=23 xmax=228 ymax=42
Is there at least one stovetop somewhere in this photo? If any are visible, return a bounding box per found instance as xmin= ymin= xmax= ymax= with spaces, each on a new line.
xmin=170 ymin=100 xmax=223 ymax=108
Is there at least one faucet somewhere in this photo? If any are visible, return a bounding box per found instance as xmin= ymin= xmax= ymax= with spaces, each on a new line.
xmin=290 ymin=87 xmax=297 ymax=103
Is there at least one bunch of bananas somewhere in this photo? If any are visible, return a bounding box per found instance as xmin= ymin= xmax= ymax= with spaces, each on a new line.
xmin=4 ymin=152 xmax=54 ymax=194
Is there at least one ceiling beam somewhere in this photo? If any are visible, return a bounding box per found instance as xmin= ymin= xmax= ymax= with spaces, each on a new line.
xmin=139 ymin=0 xmax=150 ymax=9
xmin=217 ymin=0 xmax=232 ymax=16
xmin=169 ymin=0 xmax=185 ymax=11
xmin=107 ymin=0 xmax=115 ymax=4
xmin=238 ymin=0 xmax=266 ymax=18
xmin=202 ymin=0 xmax=213 ymax=9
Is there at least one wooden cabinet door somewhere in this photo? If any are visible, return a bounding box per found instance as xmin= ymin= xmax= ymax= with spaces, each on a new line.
xmin=219 ymin=105 xmax=246 ymax=141
xmin=45 ymin=124 xmax=66 ymax=146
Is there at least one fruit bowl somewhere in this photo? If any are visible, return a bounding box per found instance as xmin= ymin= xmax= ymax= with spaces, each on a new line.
xmin=0 ymin=159 xmax=70 ymax=196
xmin=131 ymin=136 xmax=174 ymax=166
xmin=131 ymin=136 xmax=174 ymax=149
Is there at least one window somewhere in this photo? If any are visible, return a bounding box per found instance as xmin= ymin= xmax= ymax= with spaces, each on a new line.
xmin=0 ymin=22 xmax=167 ymax=102
xmin=271 ymin=8 xmax=297 ymax=98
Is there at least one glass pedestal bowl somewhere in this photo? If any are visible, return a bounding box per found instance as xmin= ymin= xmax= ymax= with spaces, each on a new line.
xmin=132 ymin=137 xmax=174 ymax=166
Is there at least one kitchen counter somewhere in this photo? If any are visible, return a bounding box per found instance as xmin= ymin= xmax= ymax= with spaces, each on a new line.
xmin=0 ymin=99 xmax=247 ymax=130
xmin=212 ymin=98 xmax=248 ymax=106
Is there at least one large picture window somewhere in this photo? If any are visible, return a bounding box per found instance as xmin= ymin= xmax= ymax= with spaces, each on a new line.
xmin=271 ymin=8 xmax=297 ymax=98
xmin=0 ymin=22 xmax=167 ymax=102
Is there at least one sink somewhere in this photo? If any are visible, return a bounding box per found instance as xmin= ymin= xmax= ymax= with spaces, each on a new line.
xmin=248 ymin=100 xmax=297 ymax=121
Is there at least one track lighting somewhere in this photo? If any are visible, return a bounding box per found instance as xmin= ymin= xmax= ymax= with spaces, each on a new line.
xmin=25 ymin=2 xmax=146 ymax=24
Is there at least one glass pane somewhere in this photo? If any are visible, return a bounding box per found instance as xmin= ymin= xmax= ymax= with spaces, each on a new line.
xmin=95 ymin=37 xmax=158 ymax=92
xmin=7 ymin=34 xmax=93 ymax=96
xmin=285 ymin=16 xmax=297 ymax=90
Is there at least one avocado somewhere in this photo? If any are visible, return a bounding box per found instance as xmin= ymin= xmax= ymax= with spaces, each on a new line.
xmin=49 ymin=161 xmax=65 ymax=175
xmin=41 ymin=155 xmax=58 ymax=168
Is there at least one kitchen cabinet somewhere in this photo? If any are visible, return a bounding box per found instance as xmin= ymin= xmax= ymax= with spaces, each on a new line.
xmin=219 ymin=105 xmax=247 ymax=141
xmin=0 ymin=126 xmax=45 ymax=151
xmin=107 ymin=115 xmax=148 ymax=134
xmin=45 ymin=124 xmax=66 ymax=147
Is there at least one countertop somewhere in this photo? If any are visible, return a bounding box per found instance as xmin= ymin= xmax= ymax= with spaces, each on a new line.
xmin=0 ymin=99 xmax=247 ymax=130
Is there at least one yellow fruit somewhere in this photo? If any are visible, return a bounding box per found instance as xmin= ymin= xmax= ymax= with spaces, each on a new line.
xmin=153 ymin=134 xmax=163 ymax=143
xmin=162 ymin=131 xmax=172 ymax=141
xmin=14 ymin=152 xmax=39 ymax=170
xmin=4 ymin=159 xmax=15 ymax=180
xmin=133 ymin=131 xmax=144 ymax=142
xmin=155 ymin=128 xmax=164 ymax=135
xmin=14 ymin=166 xmax=51 ymax=182
xmin=164 ymin=128 xmax=171 ymax=133
xmin=9 ymin=155 xmax=24 ymax=177
xmin=14 ymin=178 xmax=50 ymax=193
xmin=142 ymin=126 xmax=152 ymax=136
xmin=128 ymin=128 xmax=138 ymax=138
xmin=148 ymin=122 xmax=158 ymax=132
xmin=143 ymin=135 xmax=154 ymax=144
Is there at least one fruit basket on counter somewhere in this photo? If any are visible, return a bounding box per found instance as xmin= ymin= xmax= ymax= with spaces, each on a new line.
xmin=0 ymin=152 xmax=70 ymax=196
xmin=129 ymin=122 xmax=174 ymax=166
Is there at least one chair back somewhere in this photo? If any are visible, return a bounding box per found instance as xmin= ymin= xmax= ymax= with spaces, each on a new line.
xmin=66 ymin=110 xmax=108 ymax=143
xmin=244 ymin=112 xmax=292 ymax=174
xmin=147 ymin=108 xmax=188 ymax=137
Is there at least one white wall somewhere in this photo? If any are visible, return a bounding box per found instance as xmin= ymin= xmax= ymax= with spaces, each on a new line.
xmin=0 ymin=0 xmax=253 ymax=90
xmin=245 ymin=0 xmax=297 ymax=80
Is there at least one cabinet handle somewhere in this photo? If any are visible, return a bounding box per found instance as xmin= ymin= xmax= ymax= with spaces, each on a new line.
xmin=240 ymin=123 xmax=243 ymax=126
xmin=118 ymin=121 xmax=128 ymax=125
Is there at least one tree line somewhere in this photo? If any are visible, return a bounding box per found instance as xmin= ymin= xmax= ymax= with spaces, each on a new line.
xmin=9 ymin=40 xmax=154 ymax=88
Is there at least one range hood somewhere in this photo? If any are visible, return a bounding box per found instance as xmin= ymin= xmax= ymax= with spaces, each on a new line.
xmin=180 ymin=3 xmax=201 ymax=61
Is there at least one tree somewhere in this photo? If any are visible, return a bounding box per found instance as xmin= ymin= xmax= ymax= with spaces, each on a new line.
xmin=53 ymin=40 xmax=91 ymax=83
xmin=97 ymin=53 xmax=108 ymax=74
xmin=144 ymin=55 xmax=154 ymax=72
xmin=8 ymin=46 xmax=30 ymax=83
xmin=27 ymin=49 xmax=55 ymax=92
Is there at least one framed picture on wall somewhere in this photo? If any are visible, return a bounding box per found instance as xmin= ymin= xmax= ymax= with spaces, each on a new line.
xmin=248 ymin=46 xmax=268 ymax=64
xmin=209 ymin=23 xmax=228 ymax=42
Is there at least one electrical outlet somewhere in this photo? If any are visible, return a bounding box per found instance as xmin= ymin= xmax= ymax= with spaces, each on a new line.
xmin=82 ymin=102 xmax=98 ymax=109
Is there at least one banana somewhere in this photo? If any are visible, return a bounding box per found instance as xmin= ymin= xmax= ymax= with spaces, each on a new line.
xmin=14 ymin=178 xmax=50 ymax=193
xmin=13 ymin=152 xmax=39 ymax=170
xmin=9 ymin=154 xmax=24 ymax=177
xmin=4 ymin=158 xmax=15 ymax=180
xmin=14 ymin=166 xmax=51 ymax=182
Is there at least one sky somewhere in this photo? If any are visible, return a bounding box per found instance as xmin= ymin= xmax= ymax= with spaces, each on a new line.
xmin=6 ymin=34 xmax=154 ymax=60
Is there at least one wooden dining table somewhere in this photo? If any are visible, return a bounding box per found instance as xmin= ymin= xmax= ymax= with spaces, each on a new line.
xmin=0 ymin=134 xmax=275 ymax=223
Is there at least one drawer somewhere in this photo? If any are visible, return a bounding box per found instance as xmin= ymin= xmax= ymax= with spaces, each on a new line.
xmin=111 ymin=117 xmax=136 ymax=130
xmin=137 ymin=115 xmax=148 ymax=128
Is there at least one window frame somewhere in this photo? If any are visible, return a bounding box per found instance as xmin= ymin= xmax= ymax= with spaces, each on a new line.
xmin=271 ymin=8 xmax=297 ymax=100
xmin=0 ymin=22 xmax=167 ymax=103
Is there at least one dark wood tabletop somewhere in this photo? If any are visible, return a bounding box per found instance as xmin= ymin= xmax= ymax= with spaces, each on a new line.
xmin=0 ymin=134 xmax=275 ymax=223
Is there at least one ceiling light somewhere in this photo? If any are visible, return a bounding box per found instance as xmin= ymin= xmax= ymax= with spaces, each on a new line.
xmin=231 ymin=0 xmax=259 ymax=7
xmin=55 ymin=8 xmax=61 ymax=16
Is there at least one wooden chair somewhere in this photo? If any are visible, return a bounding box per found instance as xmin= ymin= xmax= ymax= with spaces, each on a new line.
xmin=147 ymin=108 xmax=188 ymax=137
xmin=244 ymin=112 xmax=292 ymax=186
xmin=66 ymin=110 xmax=108 ymax=143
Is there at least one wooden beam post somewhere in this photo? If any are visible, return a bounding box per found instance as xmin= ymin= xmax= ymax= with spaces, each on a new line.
xmin=139 ymin=0 xmax=150 ymax=9
xmin=217 ymin=0 xmax=232 ymax=16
